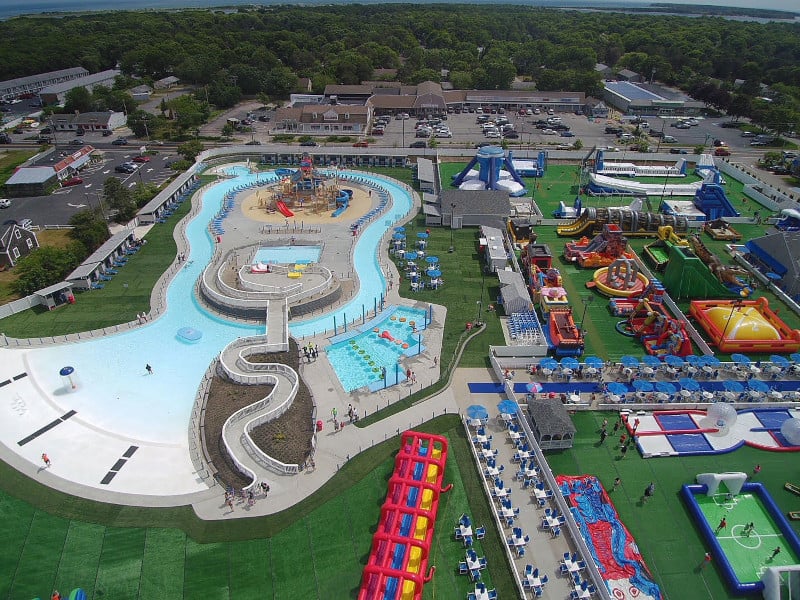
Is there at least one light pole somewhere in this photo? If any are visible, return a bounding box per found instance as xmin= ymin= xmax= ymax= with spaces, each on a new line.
xmin=448 ymin=202 xmax=456 ymax=253
xmin=580 ymin=294 xmax=595 ymax=336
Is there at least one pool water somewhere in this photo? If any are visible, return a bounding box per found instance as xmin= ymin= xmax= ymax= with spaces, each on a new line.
xmin=22 ymin=168 xmax=413 ymax=444
xmin=253 ymin=245 xmax=321 ymax=264
xmin=326 ymin=307 xmax=428 ymax=392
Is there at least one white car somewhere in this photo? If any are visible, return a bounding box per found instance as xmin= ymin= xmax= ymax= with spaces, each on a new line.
xmin=0 ymin=198 xmax=10 ymax=209
xmin=435 ymin=131 xmax=452 ymax=138
xmin=542 ymin=128 xmax=557 ymax=135
xmin=485 ymin=130 xmax=501 ymax=138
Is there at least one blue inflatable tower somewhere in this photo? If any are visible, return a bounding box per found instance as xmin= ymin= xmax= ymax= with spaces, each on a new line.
xmin=451 ymin=145 xmax=528 ymax=195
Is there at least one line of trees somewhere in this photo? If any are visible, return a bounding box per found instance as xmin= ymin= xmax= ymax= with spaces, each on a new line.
xmin=1 ymin=6 xmax=797 ymax=136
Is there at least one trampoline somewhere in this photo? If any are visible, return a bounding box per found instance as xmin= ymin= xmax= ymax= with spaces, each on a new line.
xmin=655 ymin=413 xmax=697 ymax=431
xmin=667 ymin=433 xmax=714 ymax=453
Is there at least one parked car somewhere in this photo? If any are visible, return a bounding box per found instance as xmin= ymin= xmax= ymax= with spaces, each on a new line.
xmin=61 ymin=176 xmax=83 ymax=186
xmin=132 ymin=155 xmax=151 ymax=162
xmin=352 ymin=141 xmax=369 ymax=147
xmin=720 ymin=121 xmax=741 ymax=128
xmin=662 ymin=135 xmax=677 ymax=143
xmin=605 ymin=126 xmax=623 ymax=135
xmin=409 ymin=141 xmax=427 ymax=148
xmin=712 ymin=139 xmax=726 ymax=147
xmin=0 ymin=199 xmax=10 ymax=209
xmin=102 ymin=129 xmax=113 ymax=136
xmin=560 ymin=131 xmax=575 ymax=137
xmin=299 ymin=140 xmax=318 ymax=146
xmin=70 ymin=139 xmax=84 ymax=145
xmin=245 ymin=140 xmax=262 ymax=145
xmin=115 ymin=164 xmax=136 ymax=173
xmin=750 ymin=140 xmax=767 ymax=146
xmin=741 ymin=131 xmax=755 ymax=137
xmin=669 ymin=148 xmax=689 ymax=154
xmin=503 ymin=132 xmax=520 ymax=139
xmin=475 ymin=141 xmax=493 ymax=148
xmin=713 ymin=148 xmax=731 ymax=156
xmin=111 ymin=138 xmax=128 ymax=145
xmin=541 ymin=129 xmax=557 ymax=135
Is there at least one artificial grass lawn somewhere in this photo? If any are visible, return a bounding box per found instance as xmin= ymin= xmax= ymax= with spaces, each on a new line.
xmin=0 ymin=415 xmax=516 ymax=600
xmin=546 ymin=411 xmax=800 ymax=600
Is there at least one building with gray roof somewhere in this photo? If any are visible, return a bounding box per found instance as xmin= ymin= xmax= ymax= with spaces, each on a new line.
xmin=526 ymin=397 xmax=576 ymax=450
xmin=0 ymin=67 xmax=88 ymax=100
xmin=39 ymin=69 xmax=121 ymax=105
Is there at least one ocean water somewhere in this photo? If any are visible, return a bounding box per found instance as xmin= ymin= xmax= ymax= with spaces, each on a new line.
xmin=1 ymin=0 xmax=793 ymax=21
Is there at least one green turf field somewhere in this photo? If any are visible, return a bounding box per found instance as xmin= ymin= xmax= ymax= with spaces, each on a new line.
xmin=0 ymin=417 xmax=516 ymax=600
xmin=695 ymin=491 xmax=799 ymax=582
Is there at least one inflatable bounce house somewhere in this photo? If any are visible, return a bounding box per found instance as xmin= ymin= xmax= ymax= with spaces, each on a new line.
xmin=689 ymin=297 xmax=800 ymax=354
xmin=451 ymin=146 xmax=529 ymax=197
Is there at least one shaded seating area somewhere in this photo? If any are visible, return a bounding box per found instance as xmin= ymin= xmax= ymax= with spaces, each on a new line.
xmin=526 ymin=397 xmax=576 ymax=450
xmin=66 ymin=229 xmax=137 ymax=290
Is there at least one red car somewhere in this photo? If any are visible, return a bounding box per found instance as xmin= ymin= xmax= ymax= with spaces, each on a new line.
xmin=713 ymin=147 xmax=731 ymax=156
xmin=353 ymin=141 xmax=369 ymax=147
xmin=62 ymin=177 xmax=83 ymax=186
xmin=132 ymin=155 xmax=150 ymax=163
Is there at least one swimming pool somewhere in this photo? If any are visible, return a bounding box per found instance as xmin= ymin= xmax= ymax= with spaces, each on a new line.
xmin=326 ymin=306 xmax=428 ymax=392
xmin=253 ymin=245 xmax=321 ymax=265
xmin=22 ymin=167 xmax=413 ymax=445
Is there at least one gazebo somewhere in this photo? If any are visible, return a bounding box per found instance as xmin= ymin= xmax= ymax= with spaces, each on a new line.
xmin=526 ymin=397 xmax=576 ymax=450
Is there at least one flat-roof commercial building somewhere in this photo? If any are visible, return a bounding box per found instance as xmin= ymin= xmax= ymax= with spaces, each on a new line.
xmin=603 ymin=81 xmax=704 ymax=117
xmin=0 ymin=67 xmax=88 ymax=100
xmin=39 ymin=69 xmax=121 ymax=105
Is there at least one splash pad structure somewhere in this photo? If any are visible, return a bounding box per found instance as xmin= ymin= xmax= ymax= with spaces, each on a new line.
xmin=451 ymin=146 xmax=529 ymax=197
xmin=689 ymin=297 xmax=800 ymax=354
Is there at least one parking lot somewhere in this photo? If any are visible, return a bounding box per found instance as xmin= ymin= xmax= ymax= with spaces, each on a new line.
xmin=1 ymin=147 xmax=179 ymax=227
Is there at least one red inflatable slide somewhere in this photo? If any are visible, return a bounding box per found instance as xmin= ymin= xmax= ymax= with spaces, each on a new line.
xmin=277 ymin=200 xmax=294 ymax=217
xmin=358 ymin=431 xmax=450 ymax=600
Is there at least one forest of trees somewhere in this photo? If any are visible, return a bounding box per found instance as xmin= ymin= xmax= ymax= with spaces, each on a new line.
xmin=0 ymin=4 xmax=798 ymax=128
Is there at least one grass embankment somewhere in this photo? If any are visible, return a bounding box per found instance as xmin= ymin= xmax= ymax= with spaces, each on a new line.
xmin=0 ymin=415 xmax=516 ymax=600
xmin=0 ymin=199 xmax=191 ymax=338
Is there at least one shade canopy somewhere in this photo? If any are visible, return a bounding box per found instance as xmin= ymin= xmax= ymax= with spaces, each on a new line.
xmin=723 ymin=380 xmax=744 ymax=393
xmin=664 ymin=354 xmax=684 ymax=367
xmin=467 ymin=405 xmax=489 ymax=420
xmin=655 ymin=381 xmax=676 ymax=394
xmin=620 ymin=355 xmax=640 ymax=368
xmin=404 ymin=251 xmax=418 ymax=260
xmin=394 ymin=226 xmax=405 ymax=232
xmin=583 ymin=356 xmax=604 ymax=368
xmin=679 ymin=378 xmax=700 ymax=391
xmin=770 ymin=355 xmax=790 ymax=367
xmin=642 ymin=355 xmax=661 ymax=368
xmin=632 ymin=379 xmax=653 ymax=392
xmin=59 ymin=366 xmax=74 ymax=376
xmin=417 ymin=232 xmax=429 ymax=239
xmin=747 ymin=379 xmax=769 ymax=393
xmin=498 ymin=399 xmax=519 ymax=414
xmin=540 ymin=358 xmax=558 ymax=370
xmin=425 ymin=256 xmax=440 ymax=264
xmin=700 ymin=356 xmax=721 ymax=367
xmin=684 ymin=355 xmax=702 ymax=365
xmin=607 ymin=383 xmax=628 ymax=395
xmin=731 ymin=353 xmax=751 ymax=366
xmin=427 ymin=269 xmax=442 ymax=278
xmin=392 ymin=233 xmax=406 ymax=240
xmin=560 ymin=357 xmax=580 ymax=370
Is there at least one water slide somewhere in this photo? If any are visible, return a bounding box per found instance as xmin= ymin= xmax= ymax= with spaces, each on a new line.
xmin=359 ymin=432 xmax=449 ymax=600
xmin=276 ymin=201 xmax=294 ymax=217
xmin=588 ymin=167 xmax=719 ymax=197
xmin=693 ymin=184 xmax=739 ymax=220
xmin=331 ymin=189 xmax=352 ymax=218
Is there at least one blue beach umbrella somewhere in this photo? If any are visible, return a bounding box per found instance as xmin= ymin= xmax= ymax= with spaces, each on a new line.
xmin=620 ymin=355 xmax=640 ymax=368
xmin=684 ymin=355 xmax=702 ymax=366
xmin=700 ymin=356 xmax=721 ymax=367
xmin=583 ymin=356 xmax=604 ymax=368
xmin=394 ymin=226 xmax=405 ymax=232
xmin=540 ymin=358 xmax=558 ymax=370
xmin=655 ymin=381 xmax=676 ymax=394
xmin=632 ymin=379 xmax=653 ymax=392
xmin=417 ymin=232 xmax=429 ymax=239
xmin=663 ymin=354 xmax=684 ymax=367
xmin=426 ymin=268 xmax=442 ymax=278
xmin=731 ymin=353 xmax=751 ymax=366
xmin=560 ymin=357 xmax=580 ymax=370
xmin=392 ymin=232 xmax=406 ymax=241
xmin=426 ymin=256 xmax=440 ymax=265
xmin=747 ymin=379 xmax=769 ymax=393
xmin=770 ymin=355 xmax=791 ymax=368
xmin=607 ymin=382 xmax=628 ymax=396
xmin=642 ymin=355 xmax=661 ymax=368
xmin=467 ymin=405 xmax=489 ymax=420
xmin=723 ymin=380 xmax=744 ymax=393
xmin=790 ymin=353 xmax=800 ymax=364
xmin=404 ymin=251 xmax=418 ymax=260
xmin=498 ymin=399 xmax=519 ymax=414
xmin=679 ymin=378 xmax=700 ymax=391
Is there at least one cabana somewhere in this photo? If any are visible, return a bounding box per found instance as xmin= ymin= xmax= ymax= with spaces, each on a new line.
xmin=526 ymin=397 xmax=576 ymax=450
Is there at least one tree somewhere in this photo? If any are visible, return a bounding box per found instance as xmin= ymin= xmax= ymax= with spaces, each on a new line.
xmin=103 ymin=177 xmax=137 ymax=223
xmin=63 ymin=87 xmax=93 ymax=114
xmin=11 ymin=245 xmax=83 ymax=296
xmin=69 ymin=209 xmax=109 ymax=253
xmin=177 ymin=139 xmax=204 ymax=162
xmin=169 ymin=95 xmax=208 ymax=134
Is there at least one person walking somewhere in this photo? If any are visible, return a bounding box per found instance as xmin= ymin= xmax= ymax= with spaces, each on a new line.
xmin=753 ymin=464 xmax=762 ymax=478
xmin=715 ymin=517 xmax=727 ymax=535
xmin=700 ymin=552 xmax=712 ymax=570
xmin=613 ymin=477 xmax=621 ymax=491
xmin=599 ymin=429 xmax=608 ymax=444
xmin=145 ymin=364 xmax=153 ymax=375
xmin=620 ymin=443 xmax=628 ymax=458
xmin=226 ymin=497 xmax=234 ymax=512
xmin=41 ymin=453 xmax=51 ymax=468
xmin=770 ymin=546 xmax=781 ymax=560
xmin=643 ymin=482 xmax=655 ymax=503
xmin=743 ymin=522 xmax=755 ymax=537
